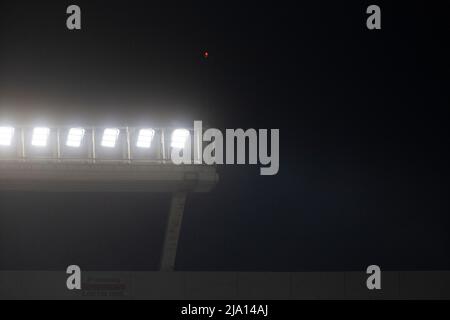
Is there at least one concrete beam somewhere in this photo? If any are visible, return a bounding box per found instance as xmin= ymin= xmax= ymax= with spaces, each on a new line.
xmin=160 ymin=192 xmax=188 ymax=271
xmin=0 ymin=161 xmax=218 ymax=193
xmin=1 ymin=271 xmax=450 ymax=299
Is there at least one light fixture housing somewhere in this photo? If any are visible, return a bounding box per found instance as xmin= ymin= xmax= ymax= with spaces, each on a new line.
xmin=66 ymin=128 xmax=85 ymax=148
xmin=32 ymin=127 xmax=50 ymax=147
xmin=136 ymin=128 xmax=155 ymax=149
xmin=171 ymin=129 xmax=190 ymax=149
xmin=0 ymin=127 xmax=15 ymax=146
xmin=101 ymin=128 xmax=120 ymax=148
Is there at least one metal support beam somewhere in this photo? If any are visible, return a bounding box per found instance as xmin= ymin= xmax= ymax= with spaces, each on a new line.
xmin=126 ymin=126 xmax=131 ymax=164
xmin=20 ymin=128 xmax=26 ymax=161
xmin=56 ymin=128 xmax=61 ymax=161
xmin=161 ymin=129 xmax=166 ymax=163
xmin=160 ymin=191 xmax=188 ymax=271
xmin=91 ymin=128 xmax=96 ymax=164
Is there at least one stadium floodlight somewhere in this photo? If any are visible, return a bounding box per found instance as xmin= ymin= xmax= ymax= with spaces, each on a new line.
xmin=32 ymin=127 xmax=50 ymax=147
xmin=0 ymin=127 xmax=15 ymax=146
xmin=171 ymin=129 xmax=190 ymax=149
xmin=101 ymin=128 xmax=120 ymax=148
xmin=136 ymin=128 xmax=155 ymax=149
xmin=66 ymin=128 xmax=85 ymax=148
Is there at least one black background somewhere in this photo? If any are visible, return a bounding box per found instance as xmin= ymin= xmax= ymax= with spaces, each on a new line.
xmin=0 ymin=1 xmax=449 ymax=271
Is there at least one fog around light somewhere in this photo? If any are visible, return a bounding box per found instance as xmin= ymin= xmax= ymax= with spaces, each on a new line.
xmin=0 ymin=127 xmax=15 ymax=146
xmin=32 ymin=127 xmax=50 ymax=147
xmin=101 ymin=128 xmax=120 ymax=148
xmin=66 ymin=128 xmax=85 ymax=148
xmin=171 ymin=129 xmax=190 ymax=149
xmin=136 ymin=128 xmax=155 ymax=149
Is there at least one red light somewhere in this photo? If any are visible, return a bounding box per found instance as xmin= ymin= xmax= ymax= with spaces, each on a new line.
xmin=203 ymin=51 xmax=209 ymax=59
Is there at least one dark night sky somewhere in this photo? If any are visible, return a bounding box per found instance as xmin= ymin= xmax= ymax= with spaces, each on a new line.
xmin=0 ymin=1 xmax=449 ymax=271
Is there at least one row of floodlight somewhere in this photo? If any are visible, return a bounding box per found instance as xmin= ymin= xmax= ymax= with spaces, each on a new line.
xmin=0 ymin=127 xmax=191 ymax=149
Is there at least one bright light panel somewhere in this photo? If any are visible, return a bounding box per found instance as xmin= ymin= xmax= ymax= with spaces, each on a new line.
xmin=101 ymin=128 xmax=120 ymax=148
xmin=0 ymin=127 xmax=15 ymax=146
xmin=32 ymin=127 xmax=50 ymax=147
xmin=136 ymin=128 xmax=155 ymax=149
xmin=66 ymin=128 xmax=85 ymax=148
xmin=171 ymin=129 xmax=190 ymax=149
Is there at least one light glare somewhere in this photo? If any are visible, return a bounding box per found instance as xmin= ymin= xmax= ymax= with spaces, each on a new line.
xmin=101 ymin=128 xmax=120 ymax=148
xmin=66 ymin=128 xmax=85 ymax=148
xmin=32 ymin=127 xmax=50 ymax=147
xmin=136 ymin=128 xmax=155 ymax=149
xmin=171 ymin=129 xmax=190 ymax=149
xmin=0 ymin=127 xmax=15 ymax=146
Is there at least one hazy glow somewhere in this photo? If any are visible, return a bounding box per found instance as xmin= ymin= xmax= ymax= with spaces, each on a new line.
xmin=66 ymin=128 xmax=85 ymax=148
xmin=32 ymin=127 xmax=50 ymax=147
xmin=136 ymin=128 xmax=155 ymax=149
xmin=171 ymin=129 xmax=190 ymax=149
xmin=101 ymin=128 xmax=120 ymax=148
xmin=0 ymin=127 xmax=15 ymax=146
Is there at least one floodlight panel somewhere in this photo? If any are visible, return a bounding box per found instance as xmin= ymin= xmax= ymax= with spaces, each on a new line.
xmin=66 ymin=128 xmax=85 ymax=148
xmin=171 ymin=129 xmax=190 ymax=149
xmin=32 ymin=127 xmax=50 ymax=147
xmin=0 ymin=127 xmax=15 ymax=146
xmin=101 ymin=128 xmax=120 ymax=148
xmin=136 ymin=128 xmax=155 ymax=148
